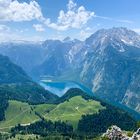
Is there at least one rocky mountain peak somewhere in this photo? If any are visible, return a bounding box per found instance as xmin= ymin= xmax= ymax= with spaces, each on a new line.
xmin=85 ymin=27 xmax=140 ymax=50
xmin=63 ymin=36 xmax=72 ymax=42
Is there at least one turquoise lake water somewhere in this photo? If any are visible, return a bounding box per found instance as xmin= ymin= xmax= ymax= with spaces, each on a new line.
xmin=39 ymin=81 xmax=93 ymax=97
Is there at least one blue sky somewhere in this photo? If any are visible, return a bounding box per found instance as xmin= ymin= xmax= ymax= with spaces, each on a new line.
xmin=0 ymin=0 xmax=140 ymax=41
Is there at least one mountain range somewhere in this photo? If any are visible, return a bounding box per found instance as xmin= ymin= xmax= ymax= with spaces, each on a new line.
xmin=0 ymin=27 xmax=139 ymax=113
xmin=0 ymin=30 xmax=139 ymax=138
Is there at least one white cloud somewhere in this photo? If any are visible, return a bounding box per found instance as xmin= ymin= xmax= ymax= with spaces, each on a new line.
xmin=67 ymin=0 xmax=77 ymax=10
xmin=33 ymin=24 xmax=45 ymax=32
xmin=45 ymin=0 xmax=95 ymax=31
xmin=0 ymin=24 xmax=46 ymax=42
xmin=0 ymin=24 xmax=17 ymax=42
xmin=0 ymin=0 xmax=43 ymax=21
xmin=0 ymin=24 xmax=10 ymax=32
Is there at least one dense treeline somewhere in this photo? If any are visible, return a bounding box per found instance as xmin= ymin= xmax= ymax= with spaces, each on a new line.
xmin=78 ymin=105 xmax=138 ymax=136
xmin=0 ymin=83 xmax=58 ymax=104
xmin=10 ymin=120 xmax=95 ymax=139
xmin=0 ymin=91 xmax=8 ymax=121
xmin=10 ymin=105 xmax=138 ymax=138
xmin=11 ymin=120 xmax=73 ymax=137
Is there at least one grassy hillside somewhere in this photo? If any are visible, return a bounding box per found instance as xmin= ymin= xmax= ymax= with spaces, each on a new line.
xmin=0 ymin=96 xmax=105 ymax=132
xmin=45 ymin=96 xmax=105 ymax=128
xmin=0 ymin=101 xmax=56 ymax=132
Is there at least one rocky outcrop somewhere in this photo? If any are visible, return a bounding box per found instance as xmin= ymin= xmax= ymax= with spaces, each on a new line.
xmin=103 ymin=126 xmax=140 ymax=140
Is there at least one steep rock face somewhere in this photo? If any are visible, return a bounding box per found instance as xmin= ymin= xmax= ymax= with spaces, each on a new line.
xmin=32 ymin=39 xmax=83 ymax=77
xmin=32 ymin=40 xmax=71 ymax=77
xmin=78 ymin=28 xmax=140 ymax=112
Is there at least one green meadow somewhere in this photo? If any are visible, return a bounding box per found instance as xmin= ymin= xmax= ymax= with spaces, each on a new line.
xmin=0 ymin=96 xmax=105 ymax=132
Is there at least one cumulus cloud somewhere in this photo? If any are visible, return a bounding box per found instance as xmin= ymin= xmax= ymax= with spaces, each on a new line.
xmin=45 ymin=0 xmax=95 ymax=31
xmin=0 ymin=24 xmax=16 ymax=41
xmin=0 ymin=0 xmax=94 ymax=31
xmin=0 ymin=0 xmax=43 ymax=21
xmin=33 ymin=24 xmax=45 ymax=32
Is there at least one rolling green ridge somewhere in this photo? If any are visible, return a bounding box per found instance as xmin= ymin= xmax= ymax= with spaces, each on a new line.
xmin=58 ymin=88 xmax=140 ymax=121
xmin=0 ymin=96 xmax=104 ymax=132
xmin=54 ymin=88 xmax=95 ymax=104
xmin=0 ymin=100 xmax=56 ymax=132
xmin=45 ymin=96 xmax=105 ymax=128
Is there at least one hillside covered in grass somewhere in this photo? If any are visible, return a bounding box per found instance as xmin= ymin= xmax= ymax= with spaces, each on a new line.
xmin=0 ymin=88 xmax=139 ymax=139
xmin=0 ymin=95 xmax=104 ymax=132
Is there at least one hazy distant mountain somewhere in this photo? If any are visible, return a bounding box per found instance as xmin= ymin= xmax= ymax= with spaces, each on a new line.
xmin=0 ymin=54 xmax=31 ymax=84
xmin=0 ymin=39 xmax=82 ymax=78
xmin=32 ymin=39 xmax=82 ymax=78
xmin=0 ymin=42 xmax=45 ymax=74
